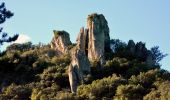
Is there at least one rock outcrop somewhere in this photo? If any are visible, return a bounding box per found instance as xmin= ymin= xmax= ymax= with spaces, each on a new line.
xmin=68 ymin=28 xmax=91 ymax=93
xmin=68 ymin=48 xmax=91 ymax=93
xmin=87 ymin=13 xmax=110 ymax=65
xmin=76 ymin=27 xmax=88 ymax=53
xmin=75 ymin=27 xmax=91 ymax=73
xmin=68 ymin=13 xmax=111 ymax=93
xmin=50 ymin=30 xmax=72 ymax=55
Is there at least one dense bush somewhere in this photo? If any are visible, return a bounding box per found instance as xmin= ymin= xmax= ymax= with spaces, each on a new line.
xmin=55 ymin=92 xmax=81 ymax=100
xmin=114 ymin=84 xmax=145 ymax=100
xmin=110 ymin=39 xmax=167 ymax=66
xmin=31 ymin=85 xmax=60 ymax=100
xmin=129 ymin=69 xmax=170 ymax=88
xmin=77 ymin=74 xmax=127 ymax=99
xmin=0 ymin=84 xmax=31 ymax=100
xmin=38 ymin=65 xmax=69 ymax=88
xmin=144 ymin=81 xmax=170 ymax=100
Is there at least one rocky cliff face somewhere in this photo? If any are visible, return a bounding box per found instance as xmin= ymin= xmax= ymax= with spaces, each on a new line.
xmin=50 ymin=30 xmax=72 ymax=55
xmin=87 ymin=13 xmax=110 ymax=65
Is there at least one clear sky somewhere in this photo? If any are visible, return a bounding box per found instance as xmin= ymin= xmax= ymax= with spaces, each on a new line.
xmin=2 ymin=0 xmax=170 ymax=71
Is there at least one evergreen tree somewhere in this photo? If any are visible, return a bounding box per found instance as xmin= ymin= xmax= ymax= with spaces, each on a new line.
xmin=0 ymin=2 xmax=18 ymax=47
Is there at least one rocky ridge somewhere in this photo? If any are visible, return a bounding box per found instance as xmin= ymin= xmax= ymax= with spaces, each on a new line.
xmin=50 ymin=13 xmax=111 ymax=93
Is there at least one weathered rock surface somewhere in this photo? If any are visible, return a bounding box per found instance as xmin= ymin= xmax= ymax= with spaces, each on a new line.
xmin=68 ymin=13 xmax=110 ymax=93
xmin=76 ymin=27 xmax=88 ymax=53
xmin=50 ymin=30 xmax=72 ymax=55
xmin=87 ymin=13 xmax=110 ymax=65
xmin=68 ymin=28 xmax=91 ymax=93
xmin=68 ymin=47 xmax=91 ymax=93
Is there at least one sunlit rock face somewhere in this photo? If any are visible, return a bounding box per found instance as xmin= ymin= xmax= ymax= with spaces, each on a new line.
xmin=75 ymin=27 xmax=91 ymax=73
xmin=50 ymin=30 xmax=72 ymax=55
xmin=76 ymin=27 xmax=87 ymax=53
xmin=68 ymin=28 xmax=91 ymax=93
xmin=68 ymin=13 xmax=111 ymax=93
xmin=68 ymin=47 xmax=91 ymax=93
xmin=87 ymin=13 xmax=110 ymax=65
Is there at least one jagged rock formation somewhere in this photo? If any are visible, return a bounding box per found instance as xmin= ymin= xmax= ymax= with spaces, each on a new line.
xmin=49 ymin=13 xmax=111 ymax=94
xmin=87 ymin=13 xmax=110 ymax=65
xmin=76 ymin=27 xmax=88 ymax=53
xmin=74 ymin=28 xmax=91 ymax=73
xmin=68 ymin=28 xmax=91 ymax=93
xmin=68 ymin=48 xmax=91 ymax=93
xmin=68 ymin=13 xmax=110 ymax=93
xmin=50 ymin=30 xmax=72 ymax=55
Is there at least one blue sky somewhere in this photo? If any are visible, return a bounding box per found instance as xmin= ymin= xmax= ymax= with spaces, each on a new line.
xmin=2 ymin=0 xmax=170 ymax=71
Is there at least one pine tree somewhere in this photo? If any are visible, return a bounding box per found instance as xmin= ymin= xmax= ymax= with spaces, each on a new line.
xmin=0 ymin=2 xmax=18 ymax=47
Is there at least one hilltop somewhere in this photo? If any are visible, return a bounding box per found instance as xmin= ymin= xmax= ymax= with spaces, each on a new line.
xmin=0 ymin=13 xmax=169 ymax=100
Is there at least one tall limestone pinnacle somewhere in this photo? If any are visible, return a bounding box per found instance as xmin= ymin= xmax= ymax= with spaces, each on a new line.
xmin=68 ymin=28 xmax=91 ymax=93
xmin=87 ymin=13 xmax=110 ymax=65
xmin=76 ymin=27 xmax=87 ymax=53
xmin=68 ymin=13 xmax=111 ymax=93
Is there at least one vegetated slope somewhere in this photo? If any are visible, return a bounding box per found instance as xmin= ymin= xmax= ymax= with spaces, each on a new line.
xmin=0 ymin=39 xmax=169 ymax=100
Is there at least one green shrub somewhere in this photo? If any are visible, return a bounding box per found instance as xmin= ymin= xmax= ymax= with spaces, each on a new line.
xmin=1 ymin=83 xmax=31 ymax=100
xmin=77 ymin=74 xmax=127 ymax=99
xmin=56 ymin=92 xmax=80 ymax=100
xmin=51 ymin=54 xmax=71 ymax=66
xmin=39 ymin=66 xmax=69 ymax=88
xmin=114 ymin=84 xmax=144 ymax=100
xmin=31 ymin=85 xmax=60 ymax=100
xmin=144 ymin=81 xmax=170 ymax=100
xmin=129 ymin=69 xmax=161 ymax=88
